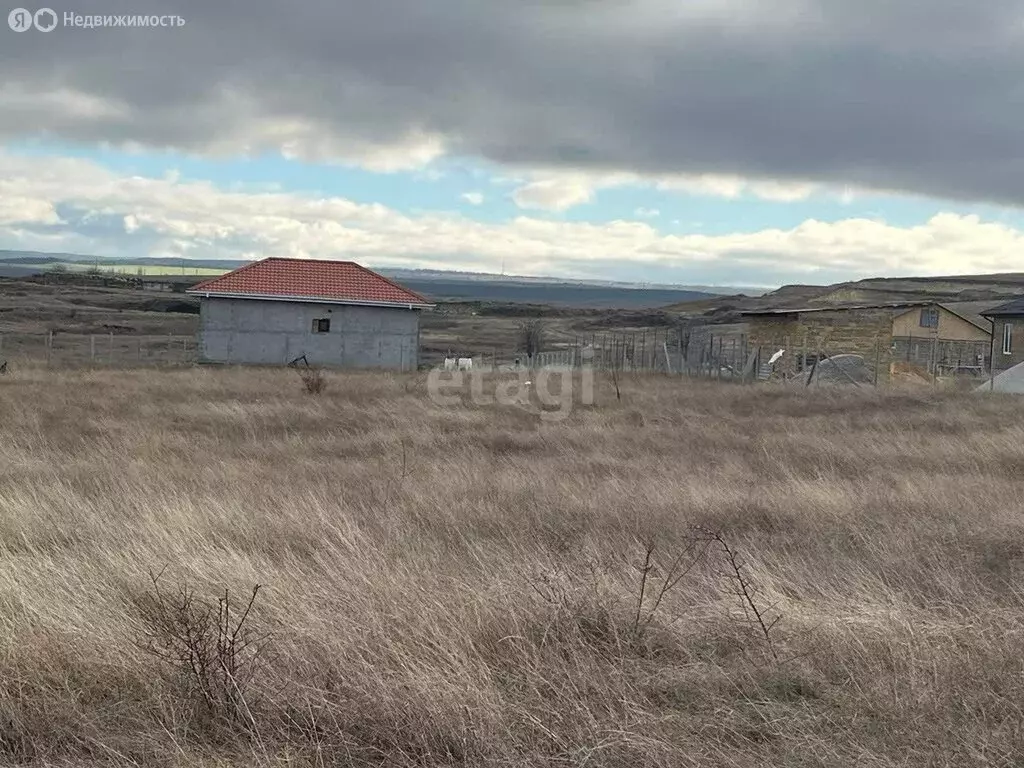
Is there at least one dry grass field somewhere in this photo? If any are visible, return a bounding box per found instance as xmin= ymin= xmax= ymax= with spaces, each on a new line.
xmin=1 ymin=366 xmax=1023 ymax=766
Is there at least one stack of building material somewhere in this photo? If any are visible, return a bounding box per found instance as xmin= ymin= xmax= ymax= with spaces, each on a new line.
xmin=975 ymin=361 xmax=1024 ymax=394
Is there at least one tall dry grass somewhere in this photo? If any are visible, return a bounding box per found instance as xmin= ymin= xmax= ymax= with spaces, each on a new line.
xmin=0 ymin=365 xmax=1023 ymax=766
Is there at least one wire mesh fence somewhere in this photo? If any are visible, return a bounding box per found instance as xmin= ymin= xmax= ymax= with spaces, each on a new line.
xmin=0 ymin=326 xmax=992 ymax=386
xmin=483 ymin=325 xmax=993 ymax=389
xmin=0 ymin=332 xmax=197 ymax=368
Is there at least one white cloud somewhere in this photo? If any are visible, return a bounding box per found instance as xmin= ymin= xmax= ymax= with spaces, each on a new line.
xmin=655 ymin=173 xmax=817 ymax=202
xmin=505 ymin=167 xmax=823 ymax=212
xmin=0 ymin=197 xmax=61 ymax=226
xmin=1 ymin=152 xmax=1024 ymax=284
xmin=461 ymin=192 xmax=485 ymax=205
xmin=275 ymin=127 xmax=446 ymax=172
xmin=1 ymin=82 xmax=448 ymax=175
xmin=634 ymin=207 xmax=660 ymax=218
xmin=511 ymin=177 xmax=595 ymax=211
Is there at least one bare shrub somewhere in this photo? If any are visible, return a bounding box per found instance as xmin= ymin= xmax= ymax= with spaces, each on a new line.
xmin=132 ymin=570 xmax=268 ymax=729
xmin=629 ymin=535 xmax=712 ymax=636
xmin=519 ymin=318 xmax=546 ymax=358
xmin=298 ymin=366 xmax=327 ymax=395
xmin=694 ymin=526 xmax=783 ymax=662
xmin=288 ymin=355 xmax=327 ymax=394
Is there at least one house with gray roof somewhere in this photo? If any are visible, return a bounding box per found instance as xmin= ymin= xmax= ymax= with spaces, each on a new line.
xmin=982 ymin=297 xmax=1024 ymax=376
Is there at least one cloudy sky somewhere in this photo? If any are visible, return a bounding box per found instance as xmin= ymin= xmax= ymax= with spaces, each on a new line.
xmin=2 ymin=0 xmax=1024 ymax=288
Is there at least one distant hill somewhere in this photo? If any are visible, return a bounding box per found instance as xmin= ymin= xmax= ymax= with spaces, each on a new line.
xmin=0 ymin=250 xmax=734 ymax=309
xmin=666 ymin=272 xmax=1024 ymax=326
xmin=760 ymin=273 xmax=1024 ymax=308
xmin=396 ymin=278 xmax=715 ymax=309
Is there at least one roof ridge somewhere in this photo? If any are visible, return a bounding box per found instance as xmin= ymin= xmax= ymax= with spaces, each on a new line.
xmin=189 ymin=257 xmax=271 ymax=292
xmin=349 ymin=261 xmax=431 ymax=305
xmin=263 ymin=256 xmax=357 ymax=265
xmin=186 ymin=256 xmax=433 ymax=307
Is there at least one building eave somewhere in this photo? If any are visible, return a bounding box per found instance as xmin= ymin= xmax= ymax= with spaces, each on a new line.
xmin=740 ymin=301 xmax=928 ymax=317
xmin=981 ymin=310 xmax=1024 ymax=319
xmin=980 ymin=297 xmax=1024 ymax=318
xmin=185 ymin=290 xmax=434 ymax=310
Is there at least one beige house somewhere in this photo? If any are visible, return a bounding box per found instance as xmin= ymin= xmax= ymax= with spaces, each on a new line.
xmin=891 ymin=303 xmax=990 ymax=341
xmin=890 ymin=302 xmax=992 ymax=374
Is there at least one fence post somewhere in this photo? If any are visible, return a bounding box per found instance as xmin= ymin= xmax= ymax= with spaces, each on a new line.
xmin=46 ymin=331 xmax=52 ymax=366
xmin=109 ymin=332 xmax=114 ymax=364
xmin=0 ymin=333 xmax=4 ymax=359
xmin=90 ymin=334 xmax=96 ymax=363
xmin=678 ymin=328 xmax=684 ymax=376
xmin=873 ymin=335 xmax=881 ymax=387
xmin=681 ymin=328 xmax=689 ymax=376
xmin=138 ymin=338 xmax=143 ymax=363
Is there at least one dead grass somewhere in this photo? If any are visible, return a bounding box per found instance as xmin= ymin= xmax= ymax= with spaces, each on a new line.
xmin=0 ymin=365 xmax=1023 ymax=766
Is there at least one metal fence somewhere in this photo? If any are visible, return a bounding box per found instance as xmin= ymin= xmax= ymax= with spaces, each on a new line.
xmin=0 ymin=332 xmax=197 ymax=368
xmin=892 ymin=337 xmax=989 ymax=376
xmin=506 ymin=328 xmax=685 ymax=373
xmin=3 ymin=326 xmax=990 ymax=385
xmin=490 ymin=325 xmax=993 ymax=388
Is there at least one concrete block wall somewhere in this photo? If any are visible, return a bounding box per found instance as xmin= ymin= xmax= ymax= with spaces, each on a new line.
xmin=992 ymin=318 xmax=1024 ymax=374
xmin=198 ymin=297 xmax=421 ymax=371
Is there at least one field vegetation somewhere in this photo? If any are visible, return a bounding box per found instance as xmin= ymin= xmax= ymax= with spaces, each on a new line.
xmin=0 ymin=366 xmax=1023 ymax=766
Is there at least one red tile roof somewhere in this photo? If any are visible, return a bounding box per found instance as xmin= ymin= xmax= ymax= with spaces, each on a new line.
xmin=187 ymin=257 xmax=433 ymax=308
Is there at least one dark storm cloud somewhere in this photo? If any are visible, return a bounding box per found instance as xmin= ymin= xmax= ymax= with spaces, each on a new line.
xmin=3 ymin=0 xmax=1024 ymax=204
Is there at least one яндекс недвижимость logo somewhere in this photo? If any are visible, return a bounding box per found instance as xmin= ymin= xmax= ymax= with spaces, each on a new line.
xmin=8 ymin=8 xmax=184 ymax=31
xmin=8 ymin=7 xmax=56 ymax=31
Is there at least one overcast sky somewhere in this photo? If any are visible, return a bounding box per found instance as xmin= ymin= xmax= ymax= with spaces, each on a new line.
xmin=2 ymin=0 xmax=1024 ymax=287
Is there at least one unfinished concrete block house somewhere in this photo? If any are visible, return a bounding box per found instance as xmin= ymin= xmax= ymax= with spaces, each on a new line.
xmin=187 ymin=257 xmax=433 ymax=370
xmin=982 ymin=297 xmax=1024 ymax=376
